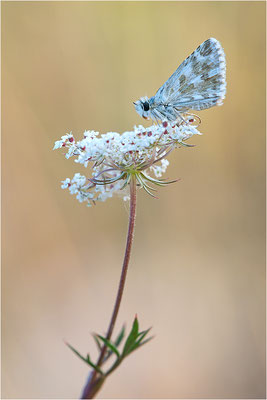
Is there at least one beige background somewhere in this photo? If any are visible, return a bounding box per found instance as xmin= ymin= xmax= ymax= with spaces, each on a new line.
xmin=2 ymin=1 xmax=266 ymax=399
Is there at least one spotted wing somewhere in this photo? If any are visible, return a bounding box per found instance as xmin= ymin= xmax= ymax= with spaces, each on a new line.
xmin=152 ymin=38 xmax=226 ymax=112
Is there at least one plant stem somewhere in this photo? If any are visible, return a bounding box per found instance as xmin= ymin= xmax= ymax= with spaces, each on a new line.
xmin=81 ymin=175 xmax=137 ymax=399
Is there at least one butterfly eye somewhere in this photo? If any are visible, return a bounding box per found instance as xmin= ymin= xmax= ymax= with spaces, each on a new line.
xmin=143 ymin=101 xmax=150 ymax=112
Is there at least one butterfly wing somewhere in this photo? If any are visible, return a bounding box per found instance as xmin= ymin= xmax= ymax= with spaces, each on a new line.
xmin=152 ymin=38 xmax=226 ymax=112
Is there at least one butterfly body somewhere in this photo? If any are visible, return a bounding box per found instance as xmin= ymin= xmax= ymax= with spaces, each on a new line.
xmin=134 ymin=38 xmax=226 ymax=122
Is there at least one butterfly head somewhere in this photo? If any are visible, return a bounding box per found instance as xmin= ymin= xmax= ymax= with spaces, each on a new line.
xmin=133 ymin=97 xmax=150 ymax=120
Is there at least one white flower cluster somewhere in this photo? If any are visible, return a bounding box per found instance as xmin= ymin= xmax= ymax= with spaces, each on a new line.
xmin=54 ymin=120 xmax=202 ymax=206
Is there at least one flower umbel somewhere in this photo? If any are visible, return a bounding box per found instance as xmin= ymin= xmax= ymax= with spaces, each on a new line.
xmin=54 ymin=118 xmax=202 ymax=205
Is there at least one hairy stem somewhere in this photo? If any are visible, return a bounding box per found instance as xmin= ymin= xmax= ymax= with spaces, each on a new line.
xmin=81 ymin=175 xmax=137 ymax=399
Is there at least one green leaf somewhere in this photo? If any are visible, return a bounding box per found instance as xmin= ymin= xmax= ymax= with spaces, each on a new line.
xmin=114 ymin=325 xmax=126 ymax=347
xmin=85 ymin=355 xmax=104 ymax=373
xmin=105 ymin=320 xmax=153 ymax=377
xmin=92 ymin=333 xmax=102 ymax=352
xmin=124 ymin=327 xmax=153 ymax=356
xmin=96 ymin=335 xmax=120 ymax=359
xmin=122 ymin=316 xmax=139 ymax=356
xmin=136 ymin=328 xmax=152 ymax=345
xmin=133 ymin=336 xmax=154 ymax=352
xmin=127 ymin=334 xmax=154 ymax=355
xmin=138 ymin=336 xmax=154 ymax=347
xmin=65 ymin=342 xmax=104 ymax=375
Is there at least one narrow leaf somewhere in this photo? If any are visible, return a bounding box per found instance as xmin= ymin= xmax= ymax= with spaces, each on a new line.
xmin=101 ymin=327 xmax=125 ymax=363
xmin=92 ymin=333 xmax=102 ymax=352
xmin=85 ymin=356 xmax=104 ymax=374
xmin=97 ymin=335 xmax=120 ymax=358
xmin=114 ymin=325 xmax=126 ymax=347
xmin=126 ymin=335 xmax=154 ymax=355
xmin=66 ymin=342 xmax=88 ymax=363
xmin=66 ymin=342 xmax=103 ymax=375
xmin=136 ymin=336 xmax=154 ymax=349
xmin=122 ymin=316 xmax=139 ymax=356
xmin=136 ymin=327 xmax=152 ymax=345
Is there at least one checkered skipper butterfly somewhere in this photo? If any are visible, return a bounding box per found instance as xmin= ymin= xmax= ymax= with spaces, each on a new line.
xmin=134 ymin=38 xmax=226 ymax=124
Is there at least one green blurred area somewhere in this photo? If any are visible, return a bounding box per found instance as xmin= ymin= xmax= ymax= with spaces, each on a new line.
xmin=2 ymin=2 xmax=265 ymax=398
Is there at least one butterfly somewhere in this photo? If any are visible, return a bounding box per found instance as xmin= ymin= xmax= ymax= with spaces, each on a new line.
xmin=134 ymin=38 xmax=226 ymax=124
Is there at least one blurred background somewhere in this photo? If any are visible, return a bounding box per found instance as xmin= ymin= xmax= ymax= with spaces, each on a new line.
xmin=2 ymin=2 xmax=266 ymax=399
